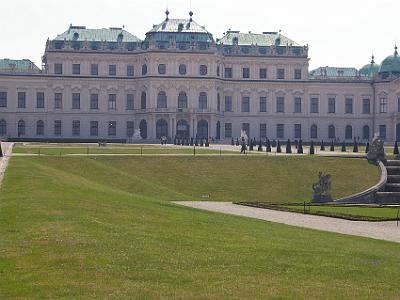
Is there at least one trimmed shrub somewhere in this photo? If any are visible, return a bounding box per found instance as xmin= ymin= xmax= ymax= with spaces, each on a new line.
xmin=231 ymin=138 xmax=234 ymax=146
xmin=353 ymin=138 xmax=358 ymax=153
xmin=258 ymin=140 xmax=263 ymax=151
xmin=272 ymin=139 xmax=277 ymax=147
xmin=309 ymin=140 xmax=315 ymax=155
xmin=286 ymin=139 xmax=292 ymax=153
xmin=330 ymin=140 xmax=335 ymax=152
xmin=394 ymin=141 xmax=399 ymax=155
xmin=320 ymin=140 xmax=325 ymax=151
xmin=341 ymin=141 xmax=346 ymax=152
xmin=365 ymin=142 xmax=370 ymax=153
xmin=266 ymin=139 xmax=272 ymax=152
xmin=249 ymin=139 xmax=254 ymax=151
xmin=277 ymin=140 xmax=282 ymax=153
xmin=236 ymin=138 xmax=239 ymax=146
xmin=297 ymin=139 xmax=303 ymax=154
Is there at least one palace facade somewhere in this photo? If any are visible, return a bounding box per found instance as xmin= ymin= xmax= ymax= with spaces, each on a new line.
xmin=1 ymin=10 xmax=400 ymax=143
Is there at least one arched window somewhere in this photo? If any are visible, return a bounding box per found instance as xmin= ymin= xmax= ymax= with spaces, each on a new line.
xmin=141 ymin=92 xmax=146 ymax=109
xmin=36 ymin=120 xmax=44 ymax=136
xmin=157 ymin=91 xmax=167 ymax=109
xmin=363 ymin=125 xmax=370 ymax=140
xmin=139 ymin=119 xmax=147 ymax=139
xmin=0 ymin=120 xmax=6 ymax=136
xmin=345 ymin=125 xmax=352 ymax=140
xmin=142 ymin=64 xmax=147 ymax=75
xmin=18 ymin=120 xmax=25 ymax=136
xmin=178 ymin=92 xmax=187 ymax=108
xmin=328 ymin=125 xmax=335 ymax=139
xmin=179 ymin=64 xmax=187 ymax=75
xmin=156 ymin=119 xmax=168 ymax=139
xmin=310 ymin=124 xmax=318 ymax=139
xmin=197 ymin=120 xmax=209 ymax=139
xmin=199 ymin=92 xmax=207 ymax=110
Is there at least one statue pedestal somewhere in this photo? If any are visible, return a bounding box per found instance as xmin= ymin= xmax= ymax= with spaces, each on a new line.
xmin=312 ymin=194 xmax=332 ymax=203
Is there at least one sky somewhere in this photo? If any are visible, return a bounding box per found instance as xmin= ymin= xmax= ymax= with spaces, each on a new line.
xmin=0 ymin=0 xmax=398 ymax=70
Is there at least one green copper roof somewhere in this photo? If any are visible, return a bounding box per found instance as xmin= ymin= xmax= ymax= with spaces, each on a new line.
xmin=148 ymin=18 xmax=211 ymax=35
xmin=309 ymin=67 xmax=360 ymax=78
xmin=0 ymin=59 xmax=40 ymax=73
xmin=218 ymin=31 xmax=299 ymax=46
xmin=54 ymin=26 xmax=141 ymax=42
xmin=359 ymin=62 xmax=380 ymax=77
xmin=379 ymin=47 xmax=400 ymax=74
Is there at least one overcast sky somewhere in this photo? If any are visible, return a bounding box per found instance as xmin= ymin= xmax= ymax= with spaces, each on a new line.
xmin=1 ymin=0 xmax=398 ymax=70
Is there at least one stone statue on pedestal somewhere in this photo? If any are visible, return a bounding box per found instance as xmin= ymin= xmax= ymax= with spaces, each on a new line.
xmin=366 ymin=136 xmax=386 ymax=165
xmin=312 ymin=172 xmax=332 ymax=203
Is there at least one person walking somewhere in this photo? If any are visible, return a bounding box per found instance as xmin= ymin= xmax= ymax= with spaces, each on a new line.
xmin=240 ymin=137 xmax=247 ymax=154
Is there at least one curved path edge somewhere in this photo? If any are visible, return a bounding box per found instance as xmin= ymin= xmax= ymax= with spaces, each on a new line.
xmin=0 ymin=142 xmax=14 ymax=187
xmin=174 ymin=201 xmax=400 ymax=243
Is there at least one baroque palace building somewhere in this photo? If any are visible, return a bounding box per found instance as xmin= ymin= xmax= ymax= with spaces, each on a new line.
xmin=1 ymin=10 xmax=400 ymax=143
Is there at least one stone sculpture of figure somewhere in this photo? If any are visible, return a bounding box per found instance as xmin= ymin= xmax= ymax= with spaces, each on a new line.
xmin=366 ymin=136 xmax=387 ymax=165
xmin=312 ymin=172 xmax=332 ymax=203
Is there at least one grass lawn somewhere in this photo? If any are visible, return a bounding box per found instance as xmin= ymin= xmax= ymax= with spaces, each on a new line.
xmin=1 ymin=156 xmax=399 ymax=299
xmin=13 ymin=144 xmax=233 ymax=156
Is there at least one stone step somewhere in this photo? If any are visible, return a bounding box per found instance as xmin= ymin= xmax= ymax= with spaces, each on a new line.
xmin=385 ymin=166 xmax=400 ymax=175
xmin=385 ymin=183 xmax=400 ymax=192
xmin=376 ymin=192 xmax=400 ymax=204
xmin=386 ymin=160 xmax=400 ymax=166
xmin=387 ymin=175 xmax=400 ymax=183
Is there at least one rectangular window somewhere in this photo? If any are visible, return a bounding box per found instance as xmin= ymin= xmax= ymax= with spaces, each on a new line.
xmin=90 ymin=121 xmax=98 ymax=136
xmin=108 ymin=94 xmax=117 ymax=110
xmin=72 ymin=64 xmax=80 ymax=75
xmin=36 ymin=92 xmax=45 ymax=108
xmin=294 ymin=69 xmax=302 ymax=79
xmin=345 ymin=97 xmax=353 ymax=114
xmin=225 ymin=96 xmax=232 ymax=112
xmin=109 ymin=65 xmax=117 ymax=76
xmin=379 ymin=125 xmax=386 ymax=139
xmin=363 ymin=98 xmax=371 ymax=114
xmin=0 ymin=91 xmax=7 ymax=107
xmin=259 ymin=97 xmax=267 ymax=112
xmin=225 ymin=123 xmax=232 ymax=138
xmin=242 ymin=67 xmax=250 ymax=78
xmin=127 ymin=65 xmax=134 ymax=77
xmin=294 ymin=97 xmax=302 ymax=113
xmin=127 ymin=121 xmax=134 ymax=137
xmin=54 ymin=93 xmax=63 ymax=109
xmin=328 ymin=97 xmax=336 ymax=113
xmin=277 ymin=124 xmax=284 ymax=138
xmin=126 ymin=94 xmax=134 ymax=110
xmin=277 ymin=68 xmax=285 ymax=79
xmin=224 ymin=67 xmax=232 ymax=78
xmin=72 ymin=120 xmax=80 ymax=136
xmin=199 ymin=65 xmax=208 ymax=76
xmin=90 ymin=94 xmax=98 ymax=110
xmin=242 ymin=123 xmax=250 ymax=137
xmin=294 ymin=124 xmax=302 ymax=139
xmin=17 ymin=92 xmax=26 ymax=108
xmin=260 ymin=123 xmax=267 ymax=138
xmin=54 ymin=63 xmax=63 ymax=74
xmin=108 ymin=121 xmax=116 ymax=136
xmin=54 ymin=120 xmax=62 ymax=136
xmin=72 ymin=93 xmax=80 ymax=109
xmin=276 ymin=96 xmax=285 ymax=113
xmin=380 ymin=98 xmax=387 ymax=113
xmin=259 ymin=68 xmax=267 ymax=79
xmin=310 ymin=97 xmax=319 ymax=113
xmin=91 ymin=64 xmax=98 ymax=76
xmin=241 ymin=96 xmax=250 ymax=112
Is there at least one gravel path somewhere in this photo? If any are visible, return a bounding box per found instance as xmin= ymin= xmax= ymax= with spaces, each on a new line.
xmin=0 ymin=142 xmax=13 ymax=187
xmin=174 ymin=201 xmax=400 ymax=243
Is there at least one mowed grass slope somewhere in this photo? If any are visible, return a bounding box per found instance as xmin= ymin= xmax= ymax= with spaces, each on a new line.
xmin=1 ymin=156 xmax=398 ymax=299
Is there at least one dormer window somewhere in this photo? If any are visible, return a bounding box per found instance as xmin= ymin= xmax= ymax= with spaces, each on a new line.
xmin=232 ymin=37 xmax=238 ymax=46
xmin=73 ymin=32 xmax=79 ymax=41
xmin=117 ymin=33 xmax=123 ymax=43
xmin=178 ymin=23 xmax=184 ymax=32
